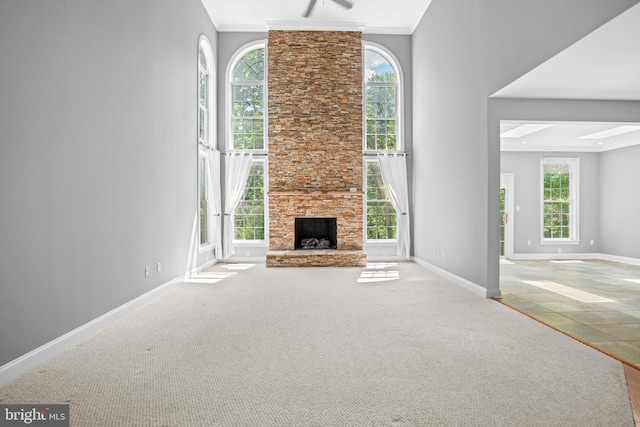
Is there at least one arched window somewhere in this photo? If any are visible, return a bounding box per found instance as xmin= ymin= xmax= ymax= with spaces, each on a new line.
xmin=364 ymin=44 xmax=402 ymax=151
xmin=229 ymin=43 xmax=266 ymax=150
xmin=198 ymin=36 xmax=216 ymax=249
xmin=226 ymin=41 xmax=267 ymax=244
xmin=364 ymin=43 xmax=404 ymax=243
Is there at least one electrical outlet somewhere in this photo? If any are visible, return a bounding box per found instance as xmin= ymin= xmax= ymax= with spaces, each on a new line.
xmin=527 ymin=240 xmax=531 ymax=246
xmin=145 ymin=266 xmax=150 ymax=277
xmin=590 ymin=240 xmax=595 ymax=246
xmin=442 ymin=250 xmax=446 ymax=258
xmin=157 ymin=263 xmax=161 ymax=272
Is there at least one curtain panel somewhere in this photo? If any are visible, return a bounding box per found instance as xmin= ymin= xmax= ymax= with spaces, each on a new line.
xmin=378 ymin=153 xmax=411 ymax=258
xmin=223 ymin=152 xmax=253 ymax=259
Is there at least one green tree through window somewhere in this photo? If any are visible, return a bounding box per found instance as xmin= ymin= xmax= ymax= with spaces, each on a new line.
xmin=543 ymin=164 xmax=571 ymax=239
xmin=234 ymin=161 xmax=265 ymax=240
xmin=232 ymin=48 xmax=265 ymax=150
xmin=365 ymin=50 xmax=397 ymax=151
xmin=366 ymin=161 xmax=397 ymax=240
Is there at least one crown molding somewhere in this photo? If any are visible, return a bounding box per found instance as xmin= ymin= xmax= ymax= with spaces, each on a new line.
xmin=265 ymin=21 xmax=367 ymax=32
xmin=363 ymin=26 xmax=412 ymax=35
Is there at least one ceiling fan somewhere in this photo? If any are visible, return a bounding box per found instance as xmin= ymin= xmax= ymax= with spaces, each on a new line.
xmin=303 ymin=0 xmax=354 ymax=18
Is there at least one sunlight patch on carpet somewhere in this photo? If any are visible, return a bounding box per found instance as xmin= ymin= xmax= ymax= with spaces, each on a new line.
xmin=358 ymin=270 xmax=400 ymax=283
xmin=223 ymin=264 xmax=255 ymax=271
xmin=366 ymin=262 xmax=398 ymax=269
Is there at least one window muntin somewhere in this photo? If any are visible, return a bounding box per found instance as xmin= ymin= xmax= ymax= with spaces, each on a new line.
xmin=231 ymin=48 xmax=265 ymax=150
xmin=540 ymin=158 xmax=579 ymax=243
xmin=366 ymin=160 xmax=397 ymax=240
xmin=365 ymin=48 xmax=398 ymax=151
xmin=234 ymin=160 xmax=265 ymax=241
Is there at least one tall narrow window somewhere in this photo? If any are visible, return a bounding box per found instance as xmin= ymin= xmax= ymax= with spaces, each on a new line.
xmin=365 ymin=49 xmax=399 ymax=151
xmin=198 ymin=37 xmax=216 ymax=249
xmin=198 ymin=45 xmax=209 ymax=145
xmin=199 ymin=156 xmax=208 ymax=245
xmin=541 ymin=158 xmax=579 ymax=243
xmin=231 ymin=47 xmax=265 ymax=150
xmin=228 ymin=41 xmax=267 ymax=244
xmin=363 ymin=44 xmax=403 ymax=242
xmin=366 ymin=160 xmax=397 ymax=240
xmin=234 ymin=161 xmax=265 ymax=241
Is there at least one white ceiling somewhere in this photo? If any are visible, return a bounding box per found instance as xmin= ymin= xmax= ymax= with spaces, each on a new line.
xmin=500 ymin=121 xmax=640 ymax=152
xmin=498 ymin=4 xmax=640 ymax=152
xmin=200 ymin=0 xmax=433 ymax=34
xmin=493 ymin=2 xmax=640 ymax=101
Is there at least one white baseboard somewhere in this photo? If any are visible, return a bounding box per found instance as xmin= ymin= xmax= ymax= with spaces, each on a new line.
xmin=598 ymin=253 xmax=640 ymax=266
xmin=510 ymin=252 xmax=599 ymax=261
xmin=225 ymin=256 xmax=267 ymax=263
xmin=412 ymin=257 xmax=498 ymax=298
xmin=366 ymin=255 xmax=410 ymax=262
xmin=0 ymin=270 xmax=194 ymax=388
xmin=510 ymin=252 xmax=640 ymax=266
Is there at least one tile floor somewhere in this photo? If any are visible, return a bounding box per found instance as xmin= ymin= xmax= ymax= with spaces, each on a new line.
xmin=500 ymin=259 xmax=640 ymax=367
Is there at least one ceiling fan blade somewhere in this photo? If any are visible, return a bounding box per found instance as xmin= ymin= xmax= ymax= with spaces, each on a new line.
xmin=303 ymin=0 xmax=318 ymax=18
xmin=331 ymin=0 xmax=354 ymax=10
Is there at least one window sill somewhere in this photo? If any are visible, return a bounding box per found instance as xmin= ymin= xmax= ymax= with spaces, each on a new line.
xmin=540 ymin=239 xmax=580 ymax=245
xmin=233 ymin=240 xmax=268 ymax=247
xmin=366 ymin=240 xmax=398 ymax=245
xmin=199 ymin=243 xmax=214 ymax=254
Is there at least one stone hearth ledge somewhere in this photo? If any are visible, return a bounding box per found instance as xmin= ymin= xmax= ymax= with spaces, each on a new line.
xmin=266 ymin=250 xmax=367 ymax=267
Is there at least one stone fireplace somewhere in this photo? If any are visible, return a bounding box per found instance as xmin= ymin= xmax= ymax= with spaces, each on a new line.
xmin=265 ymin=30 xmax=367 ymax=267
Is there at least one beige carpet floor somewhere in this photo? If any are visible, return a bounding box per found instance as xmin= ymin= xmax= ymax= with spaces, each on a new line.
xmin=0 ymin=262 xmax=634 ymax=426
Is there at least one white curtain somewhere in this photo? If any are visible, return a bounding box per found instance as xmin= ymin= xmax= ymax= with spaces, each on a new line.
xmin=223 ymin=152 xmax=253 ymax=259
xmin=205 ymin=149 xmax=222 ymax=258
xmin=378 ymin=153 xmax=411 ymax=258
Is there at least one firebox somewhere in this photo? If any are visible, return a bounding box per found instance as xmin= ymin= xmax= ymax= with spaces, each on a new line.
xmin=295 ymin=218 xmax=337 ymax=250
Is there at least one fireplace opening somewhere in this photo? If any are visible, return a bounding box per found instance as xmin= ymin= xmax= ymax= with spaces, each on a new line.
xmin=295 ymin=218 xmax=337 ymax=250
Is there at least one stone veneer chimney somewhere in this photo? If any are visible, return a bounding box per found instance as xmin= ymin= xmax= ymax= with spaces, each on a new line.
xmin=266 ymin=30 xmax=366 ymax=267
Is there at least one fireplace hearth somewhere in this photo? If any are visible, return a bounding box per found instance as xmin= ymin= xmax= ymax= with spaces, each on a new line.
xmin=295 ymin=218 xmax=337 ymax=250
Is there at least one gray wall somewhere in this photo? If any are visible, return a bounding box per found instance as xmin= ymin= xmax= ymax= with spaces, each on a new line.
xmin=600 ymin=144 xmax=640 ymax=259
xmin=501 ymin=151 xmax=600 ymax=255
xmin=411 ymin=0 xmax=639 ymax=296
xmin=0 ymin=0 xmax=217 ymax=366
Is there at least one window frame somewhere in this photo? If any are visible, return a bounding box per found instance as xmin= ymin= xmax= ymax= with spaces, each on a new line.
xmin=232 ymin=158 xmax=269 ymax=246
xmin=363 ymin=42 xmax=403 ymax=242
xmin=364 ymin=158 xmax=398 ymax=243
xmin=226 ymin=40 xmax=268 ymax=246
xmin=198 ymin=36 xmax=215 ymax=252
xmin=363 ymin=42 xmax=404 ymax=154
xmin=539 ymin=157 xmax=580 ymax=245
xmin=226 ymin=40 xmax=267 ymax=153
